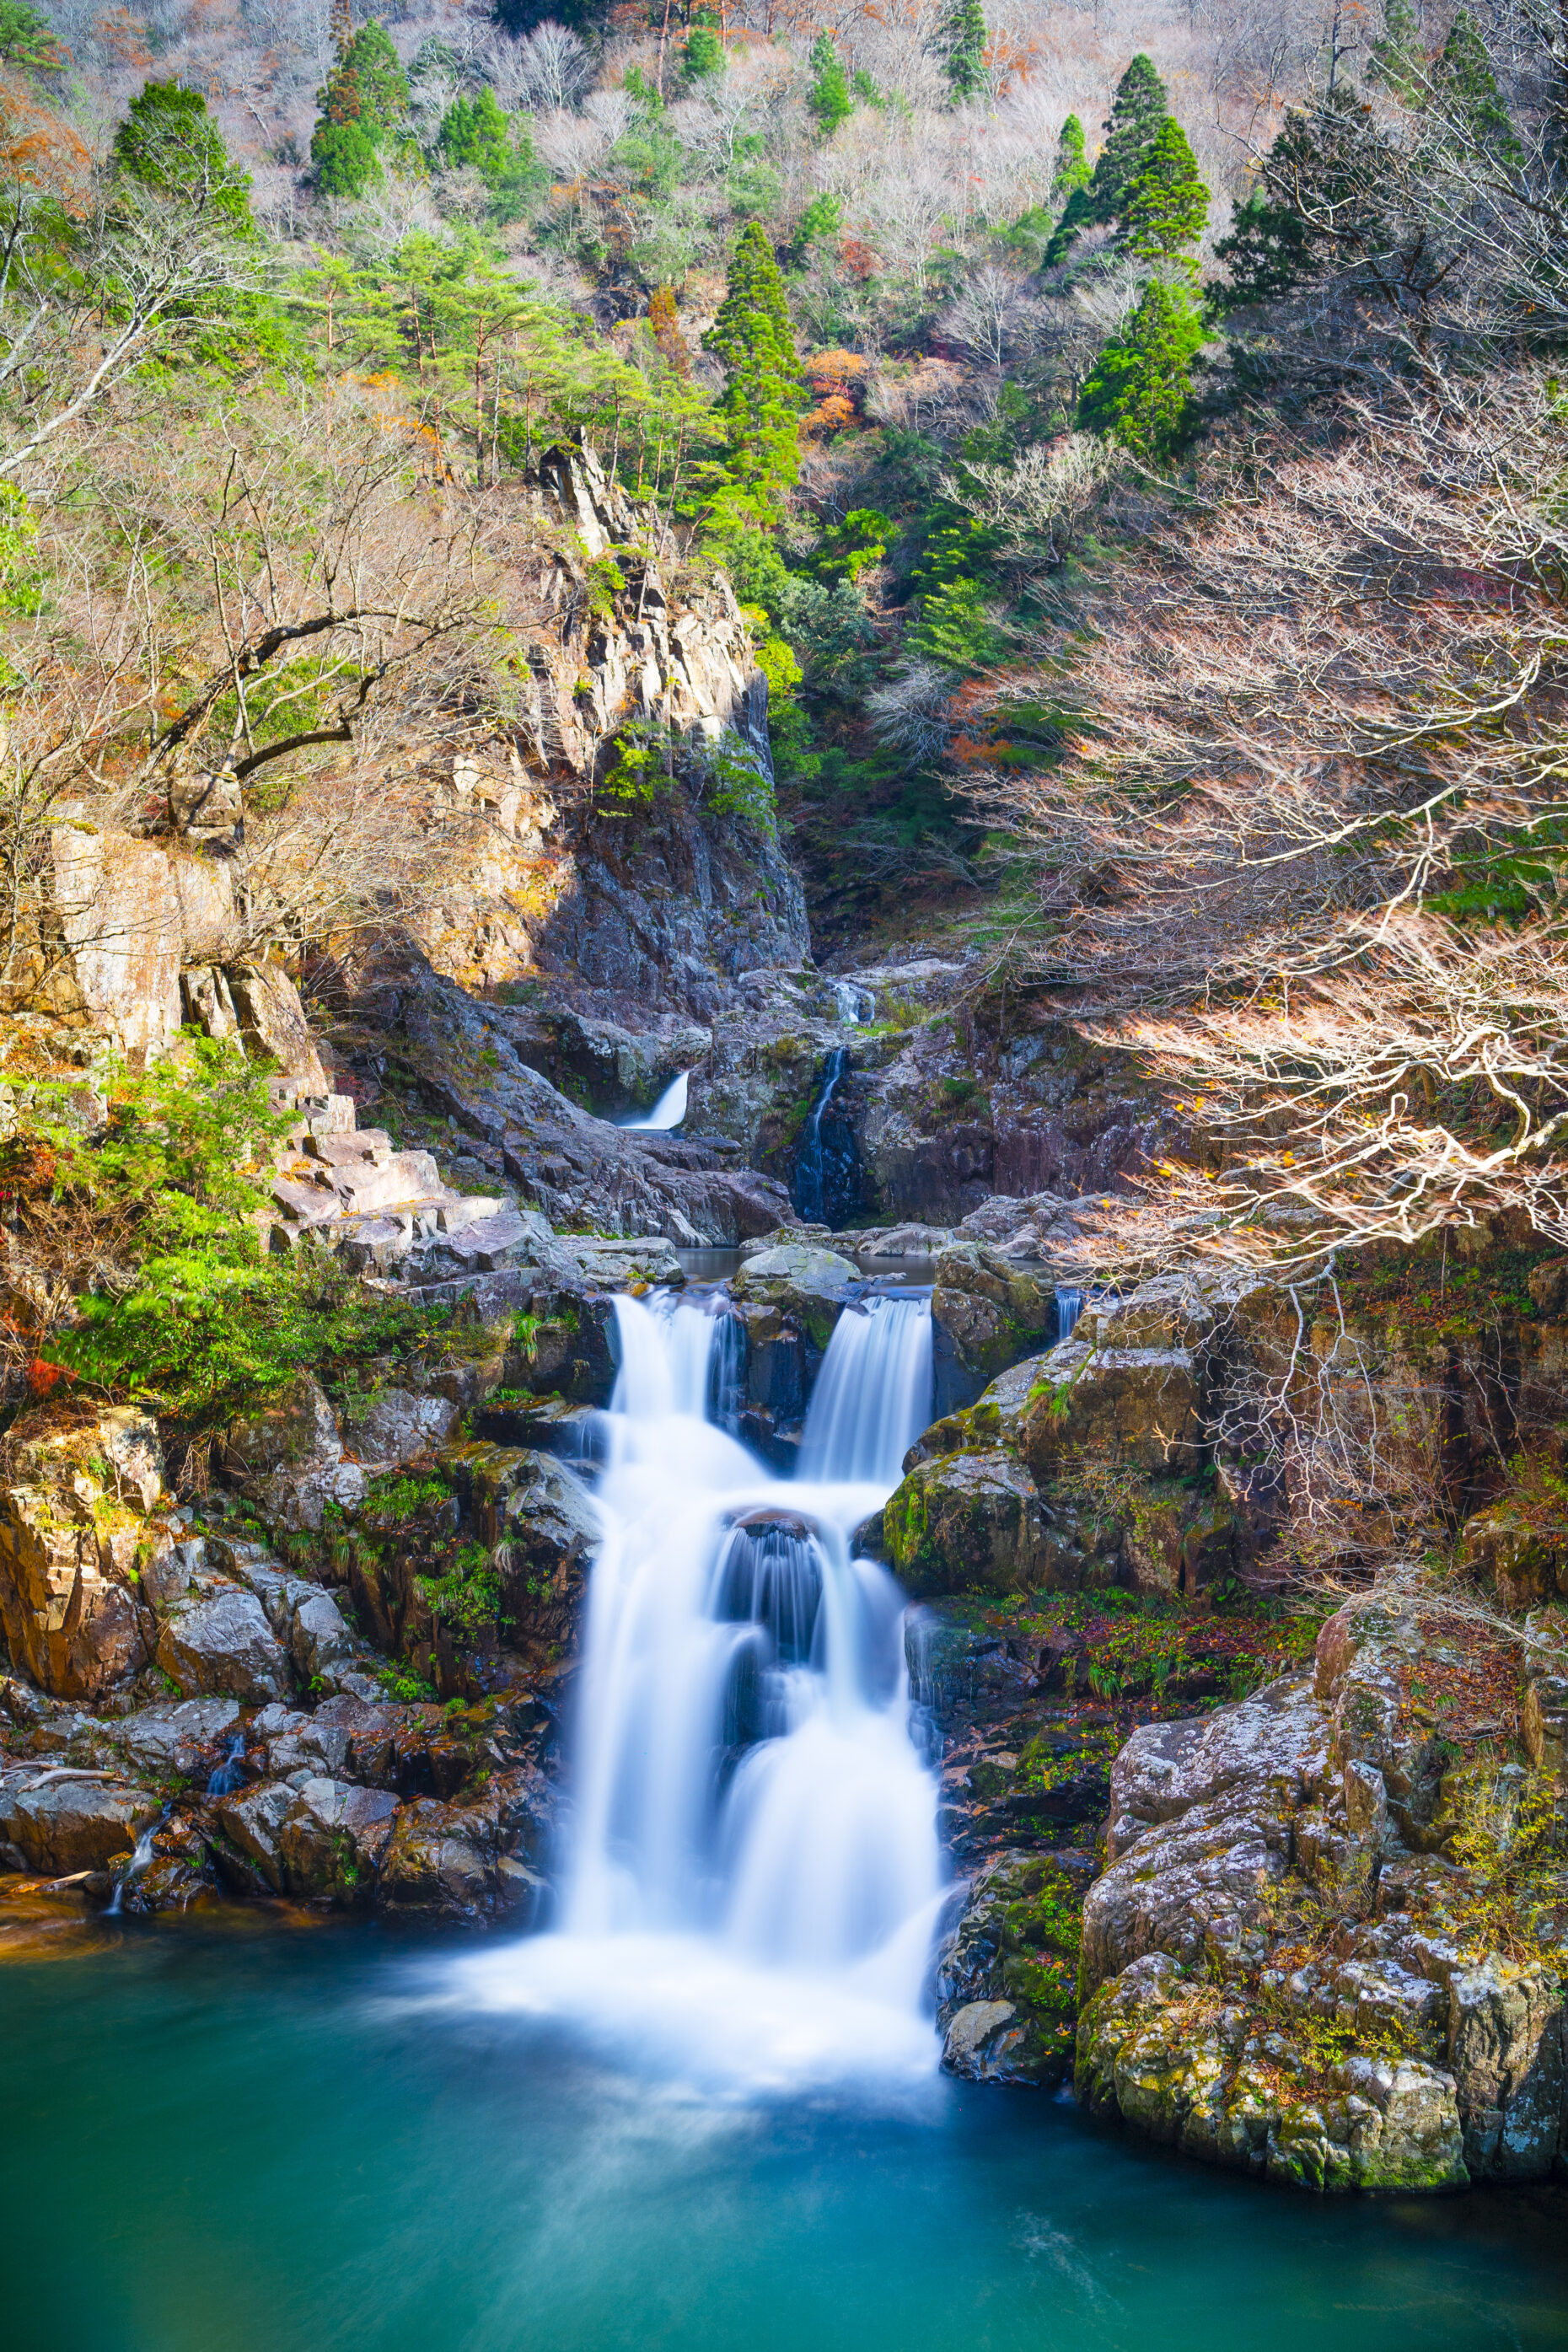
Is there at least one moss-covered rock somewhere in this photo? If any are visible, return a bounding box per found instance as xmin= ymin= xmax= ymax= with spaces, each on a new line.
xmin=883 ymin=1447 xmax=1047 ymax=1597
xmin=730 ymin=1242 xmax=858 ymax=1351
xmin=931 ymin=1241 xmax=1055 ymax=1415
xmin=936 ymin=1849 xmax=1085 ymax=2085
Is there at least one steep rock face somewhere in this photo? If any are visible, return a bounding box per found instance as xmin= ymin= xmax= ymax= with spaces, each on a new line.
xmin=406 ymin=444 xmax=808 ymax=1028
xmin=1071 ymin=1600 xmax=1568 ymax=2192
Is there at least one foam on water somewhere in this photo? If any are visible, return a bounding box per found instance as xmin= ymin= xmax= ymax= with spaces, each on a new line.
xmin=447 ymin=1286 xmax=942 ymax=2092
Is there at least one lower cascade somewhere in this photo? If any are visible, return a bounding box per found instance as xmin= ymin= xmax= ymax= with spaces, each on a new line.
xmin=454 ymin=1287 xmax=944 ymax=2087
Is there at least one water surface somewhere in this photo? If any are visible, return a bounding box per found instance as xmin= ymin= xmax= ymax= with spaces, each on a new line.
xmin=3 ymin=1925 xmax=1564 ymax=2352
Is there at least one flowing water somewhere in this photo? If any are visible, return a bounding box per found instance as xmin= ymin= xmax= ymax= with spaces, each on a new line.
xmin=621 ymin=1070 xmax=690 ymax=1131
xmin=6 ymin=1283 xmax=1567 ymax=2346
xmin=449 ymin=1288 xmax=943 ymax=2090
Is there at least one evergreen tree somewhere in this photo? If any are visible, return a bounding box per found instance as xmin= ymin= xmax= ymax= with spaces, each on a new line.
xmin=938 ymin=0 xmax=988 ymax=103
xmin=1077 ymin=277 xmax=1205 ymax=460
xmin=806 ymin=33 xmax=853 ymax=137
xmin=0 ymin=3 xmax=62 ymax=73
xmin=1435 ymin=10 xmax=1522 ymax=158
xmin=1121 ymin=116 xmax=1209 ymax=265
xmin=336 ymin=19 xmax=410 ymax=132
xmin=1369 ymin=0 xmax=1426 ymax=105
xmin=312 ymin=18 xmax=411 ymax=197
xmin=113 ymin=82 xmax=254 ymax=232
xmin=1051 ymin=114 xmax=1090 ymax=199
xmin=684 ymin=20 xmax=725 ymax=81
xmin=701 ymin=221 xmax=805 ymax=520
xmin=437 ymin=87 xmax=512 ymax=180
xmin=1087 ymin=54 xmax=1168 ymax=222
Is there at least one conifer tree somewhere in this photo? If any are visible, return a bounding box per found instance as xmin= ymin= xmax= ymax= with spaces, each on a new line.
xmin=312 ymin=18 xmax=411 ymax=197
xmin=114 ymin=82 xmax=253 ymax=232
xmin=1369 ymin=0 xmax=1426 ymax=105
xmin=938 ymin=0 xmax=988 ymax=103
xmin=1051 ymin=114 xmax=1090 ymax=199
xmin=806 ymin=33 xmax=853 ymax=137
xmin=1121 ymin=117 xmax=1209 ymax=266
xmin=437 ymin=87 xmax=512 ymax=181
xmin=1435 ymin=10 xmax=1522 ymax=158
xmin=1077 ymin=277 xmax=1205 ymax=460
xmin=701 ymin=221 xmax=805 ymax=519
xmin=684 ymin=19 xmax=725 ymax=81
xmin=1087 ymin=54 xmax=1168 ymax=221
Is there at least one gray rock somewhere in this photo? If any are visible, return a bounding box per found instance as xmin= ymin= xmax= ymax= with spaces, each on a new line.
xmin=217 ymin=1775 xmax=398 ymax=1900
xmin=0 ymin=1774 xmax=161 ymax=1874
xmin=155 ymin=1583 xmax=292 ymax=1705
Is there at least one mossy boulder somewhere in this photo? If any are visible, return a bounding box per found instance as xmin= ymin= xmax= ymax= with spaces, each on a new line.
xmin=931 ymin=1241 xmax=1055 ymax=1415
xmin=883 ymin=1447 xmax=1047 ymax=1597
xmin=730 ymin=1242 xmax=858 ymax=1351
xmin=1018 ymin=1340 xmax=1205 ymax=1478
xmin=936 ymin=1849 xmax=1085 ymax=2086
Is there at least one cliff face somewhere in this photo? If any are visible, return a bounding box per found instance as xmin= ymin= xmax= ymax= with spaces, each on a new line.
xmin=406 ymin=444 xmax=808 ymax=1032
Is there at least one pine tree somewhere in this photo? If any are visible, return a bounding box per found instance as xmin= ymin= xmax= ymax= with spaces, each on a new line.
xmin=806 ymin=33 xmax=853 ymax=137
xmin=1121 ymin=117 xmax=1210 ymax=266
xmin=1077 ymin=277 xmax=1205 ymax=460
xmin=701 ymin=221 xmax=805 ymax=520
xmin=436 ymin=87 xmax=512 ymax=181
xmin=113 ymin=82 xmax=253 ymax=232
xmin=312 ymin=17 xmax=410 ymax=197
xmin=938 ymin=0 xmax=988 ymax=103
xmin=1087 ymin=54 xmax=1168 ymax=222
xmin=1369 ymin=0 xmax=1426 ymax=105
xmin=1435 ymin=10 xmax=1522 ymax=158
xmin=1051 ymin=114 xmax=1090 ymax=199
xmin=684 ymin=20 xmax=725 ymax=81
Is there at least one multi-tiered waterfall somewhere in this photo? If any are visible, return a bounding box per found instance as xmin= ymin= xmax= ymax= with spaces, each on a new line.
xmin=455 ymin=1286 xmax=945 ymax=2088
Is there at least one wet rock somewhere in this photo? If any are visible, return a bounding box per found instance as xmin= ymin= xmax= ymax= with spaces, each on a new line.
xmin=0 ymin=1773 xmax=161 ymax=1875
xmin=883 ymin=1448 xmax=1047 ymax=1598
xmin=731 ymin=1243 xmax=858 ymax=1348
xmin=1445 ymin=1955 xmax=1566 ymax=2179
xmin=155 ymin=1581 xmax=292 ymax=1705
xmin=216 ymin=1775 xmax=397 ymax=1901
xmin=115 ymin=1697 xmax=240 ymax=1777
xmin=376 ymin=1802 xmax=493 ymax=1917
xmin=936 ymin=1850 xmax=1083 ymax=2086
xmin=1076 ymin=1952 xmax=1468 ymax=2193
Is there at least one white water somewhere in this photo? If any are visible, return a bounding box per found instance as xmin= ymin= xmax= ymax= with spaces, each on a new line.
xmin=452 ymin=1288 xmax=944 ymax=2092
xmin=622 ymin=1069 xmax=690 ymax=1130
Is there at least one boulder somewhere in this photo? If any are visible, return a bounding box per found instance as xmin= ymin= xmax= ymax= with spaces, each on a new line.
xmin=376 ymin=1797 xmax=497 ymax=1918
xmin=226 ymin=962 xmax=330 ymax=1095
xmin=1458 ymin=1509 xmax=1567 ymax=1610
xmin=930 ymin=1243 xmax=1055 ymax=1415
xmin=935 ymin=1850 xmax=1082 ymax=2086
xmin=46 ymin=823 xmax=183 ymax=1063
xmin=0 ymin=1774 xmax=161 ymax=1875
xmin=115 ymin=1697 xmax=240 ymax=1777
xmin=222 ymin=1372 xmax=367 ymax=1532
xmin=1076 ymin=1952 xmax=1468 ymax=2193
xmin=883 ymin=1448 xmax=1047 ymax=1598
xmin=340 ymin=1388 xmax=462 ymax=1469
xmin=155 ymin=1582 xmax=292 ymax=1705
xmin=216 ymin=1775 xmax=398 ymax=1900
xmin=731 ymin=1243 xmax=858 ymax=1348
xmin=1018 ymin=1341 xmax=1206 ymax=1478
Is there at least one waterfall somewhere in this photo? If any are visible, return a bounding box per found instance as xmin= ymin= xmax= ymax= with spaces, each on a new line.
xmin=623 ymin=1069 xmax=689 ymax=1131
xmin=1055 ymin=1286 xmax=1083 ymax=1342
xmin=796 ymin=1298 xmax=934 ymax=1486
xmin=793 ymin=1048 xmax=862 ymax=1225
xmin=452 ymin=1287 xmax=943 ymax=2088
xmin=829 ymin=979 xmax=874 ymax=1025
